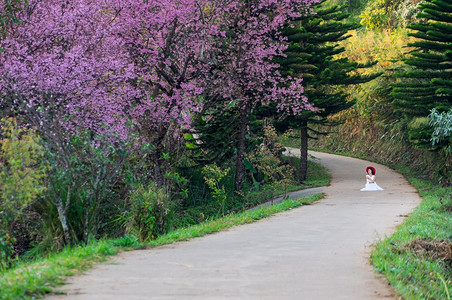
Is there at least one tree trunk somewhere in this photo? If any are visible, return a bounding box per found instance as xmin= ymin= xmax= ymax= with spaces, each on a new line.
xmin=56 ymin=201 xmax=71 ymax=245
xmin=299 ymin=118 xmax=308 ymax=183
xmin=234 ymin=104 xmax=248 ymax=192
xmin=83 ymin=203 xmax=90 ymax=244
xmin=150 ymin=126 xmax=169 ymax=187
xmin=153 ymin=150 xmax=164 ymax=186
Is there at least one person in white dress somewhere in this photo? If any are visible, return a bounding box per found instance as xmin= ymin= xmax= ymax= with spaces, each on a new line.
xmin=360 ymin=166 xmax=384 ymax=191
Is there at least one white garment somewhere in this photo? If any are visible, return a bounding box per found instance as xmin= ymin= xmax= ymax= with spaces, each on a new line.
xmin=360 ymin=175 xmax=384 ymax=191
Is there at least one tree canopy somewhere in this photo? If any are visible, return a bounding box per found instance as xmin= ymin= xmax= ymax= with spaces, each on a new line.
xmin=391 ymin=0 xmax=452 ymax=148
xmin=275 ymin=0 xmax=380 ymax=180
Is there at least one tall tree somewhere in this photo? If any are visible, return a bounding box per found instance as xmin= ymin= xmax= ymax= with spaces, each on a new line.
xmin=115 ymin=0 xmax=219 ymax=185
xmin=214 ymin=0 xmax=318 ymax=192
xmin=115 ymin=0 xmax=317 ymax=190
xmin=184 ymin=0 xmax=317 ymax=191
xmin=391 ymin=0 xmax=452 ymax=149
xmin=0 ymin=0 xmax=133 ymax=244
xmin=276 ymin=0 xmax=379 ymax=181
xmin=1 ymin=0 xmax=318 ymax=205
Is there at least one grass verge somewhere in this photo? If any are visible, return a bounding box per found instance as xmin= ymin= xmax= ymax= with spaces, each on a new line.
xmin=370 ymin=178 xmax=451 ymax=300
xmin=0 ymin=193 xmax=324 ymax=300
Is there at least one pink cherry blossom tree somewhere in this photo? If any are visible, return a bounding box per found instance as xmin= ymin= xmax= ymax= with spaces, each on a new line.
xmin=114 ymin=0 xmax=318 ymax=189
xmin=0 ymin=0 xmax=134 ymax=244
xmin=186 ymin=0 xmax=318 ymax=190
xmin=112 ymin=0 xmax=214 ymax=185
xmin=0 ymin=0 xmax=319 ymax=243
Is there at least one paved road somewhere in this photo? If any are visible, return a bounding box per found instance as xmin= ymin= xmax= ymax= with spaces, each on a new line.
xmin=47 ymin=150 xmax=421 ymax=299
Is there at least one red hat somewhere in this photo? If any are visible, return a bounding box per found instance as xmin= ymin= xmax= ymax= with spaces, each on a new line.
xmin=366 ymin=166 xmax=376 ymax=174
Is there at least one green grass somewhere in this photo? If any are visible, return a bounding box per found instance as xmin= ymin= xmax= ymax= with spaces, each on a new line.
xmin=279 ymin=135 xmax=300 ymax=149
xmin=0 ymin=241 xmax=120 ymax=300
xmin=303 ymin=159 xmax=330 ymax=187
xmin=0 ymin=193 xmax=324 ymax=299
xmin=370 ymin=179 xmax=451 ymax=300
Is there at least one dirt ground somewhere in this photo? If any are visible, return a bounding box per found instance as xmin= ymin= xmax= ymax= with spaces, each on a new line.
xmin=406 ymin=239 xmax=452 ymax=266
xmin=46 ymin=150 xmax=422 ymax=300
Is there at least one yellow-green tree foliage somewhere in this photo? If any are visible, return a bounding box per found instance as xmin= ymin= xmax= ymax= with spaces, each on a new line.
xmin=202 ymin=164 xmax=230 ymax=216
xmin=0 ymin=118 xmax=47 ymax=226
xmin=360 ymin=0 xmax=421 ymax=29
xmin=335 ymin=29 xmax=414 ymax=120
xmin=309 ymin=29 xmax=445 ymax=180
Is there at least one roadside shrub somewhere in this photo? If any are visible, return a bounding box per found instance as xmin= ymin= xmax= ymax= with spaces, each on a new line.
xmin=0 ymin=231 xmax=14 ymax=272
xmin=0 ymin=118 xmax=47 ymax=269
xmin=430 ymin=108 xmax=452 ymax=149
xmin=429 ymin=108 xmax=452 ymax=183
xmin=247 ymin=125 xmax=295 ymax=194
xmin=202 ymin=164 xmax=230 ymax=216
xmin=40 ymin=131 xmax=134 ymax=247
xmin=118 ymin=184 xmax=173 ymax=242
xmin=111 ymin=234 xmax=140 ymax=248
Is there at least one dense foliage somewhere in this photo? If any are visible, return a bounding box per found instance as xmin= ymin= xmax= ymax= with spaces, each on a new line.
xmin=0 ymin=0 xmax=28 ymax=39
xmin=0 ymin=118 xmax=46 ymax=269
xmin=359 ymin=0 xmax=422 ymax=29
xmin=0 ymin=0 xmax=319 ymax=268
xmin=275 ymin=0 xmax=379 ymax=180
xmin=391 ymin=0 xmax=452 ymax=151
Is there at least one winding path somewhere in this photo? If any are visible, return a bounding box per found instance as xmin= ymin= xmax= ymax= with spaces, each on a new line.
xmin=46 ymin=150 xmax=421 ymax=299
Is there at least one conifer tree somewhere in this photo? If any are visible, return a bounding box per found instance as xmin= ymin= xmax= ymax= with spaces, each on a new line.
xmin=391 ymin=0 xmax=452 ymax=149
xmin=276 ymin=0 xmax=379 ymax=181
xmin=191 ymin=108 xmax=240 ymax=164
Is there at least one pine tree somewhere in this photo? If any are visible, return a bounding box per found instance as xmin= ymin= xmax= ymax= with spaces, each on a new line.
xmin=276 ymin=0 xmax=380 ymax=181
xmin=391 ymin=0 xmax=452 ymax=149
xmin=191 ymin=108 xmax=240 ymax=164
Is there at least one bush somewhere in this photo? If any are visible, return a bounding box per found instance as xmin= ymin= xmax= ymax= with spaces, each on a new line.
xmin=0 ymin=118 xmax=47 ymax=269
xmin=359 ymin=0 xmax=421 ymax=29
xmin=37 ymin=130 xmax=147 ymax=249
xmin=118 ymin=184 xmax=173 ymax=242
xmin=247 ymin=125 xmax=295 ymax=192
xmin=202 ymin=164 xmax=230 ymax=216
